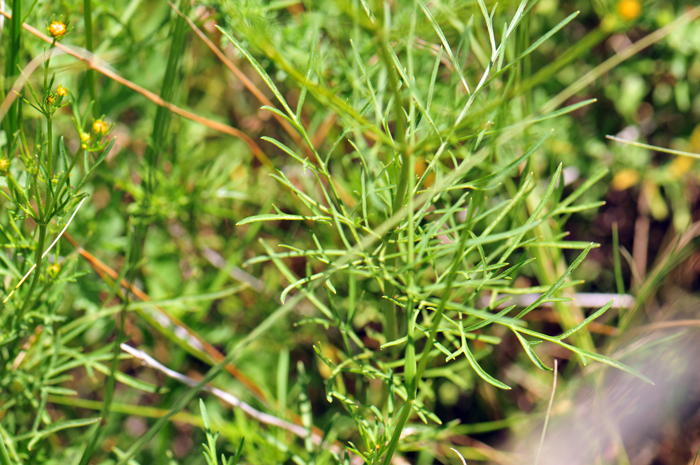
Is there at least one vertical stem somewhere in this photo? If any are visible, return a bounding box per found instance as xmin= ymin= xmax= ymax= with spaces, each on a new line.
xmin=377 ymin=1 xmax=408 ymax=345
xmin=380 ymin=272 xmax=398 ymax=344
xmin=0 ymin=433 xmax=10 ymax=465
xmin=381 ymin=400 xmax=413 ymax=465
xmin=46 ymin=115 xmax=53 ymax=214
xmin=77 ymin=224 xmax=136 ymax=465
xmin=44 ymin=41 xmax=56 ymax=219
xmin=612 ymin=222 xmax=625 ymax=296
xmin=534 ymin=360 xmax=558 ymax=465
xmin=16 ymin=224 xmax=47 ymax=322
xmin=632 ymin=185 xmax=650 ymax=288
xmin=83 ymin=0 xmax=99 ymax=114
xmin=382 ymin=222 xmax=471 ymax=465
xmin=3 ymin=0 xmax=22 ymax=138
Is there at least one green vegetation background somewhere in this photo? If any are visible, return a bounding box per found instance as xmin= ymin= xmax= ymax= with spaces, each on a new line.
xmin=1 ymin=0 xmax=699 ymax=464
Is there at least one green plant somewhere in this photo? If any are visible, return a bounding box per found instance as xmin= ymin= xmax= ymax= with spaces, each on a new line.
xmin=0 ymin=33 xmax=116 ymax=461
xmin=2 ymin=0 xmax=697 ymax=464
xmin=200 ymin=400 xmax=243 ymax=465
xmin=215 ymin=0 xmax=651 ymax=462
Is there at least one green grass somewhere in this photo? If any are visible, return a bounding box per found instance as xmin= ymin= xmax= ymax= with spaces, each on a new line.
xmin=1 ymin=0 xmax=699 ymax=464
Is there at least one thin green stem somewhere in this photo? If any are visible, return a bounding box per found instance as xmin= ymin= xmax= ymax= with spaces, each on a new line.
xmin=382 ymin=227 xmax=471 ymax=464
xmin=380 ymin=400 xmax=413 ymax=465
xmin=21 ymin=0 xmax=39 ymax=22
xmin=612 ymin=222 xmax=625 ymax=296
xmin=78 ymin=222 xmax=138 ymax=465
xmin=76 ymin=306 xmax=127 ymax=465
xmin=0 ymin=427 xmax=10 ymax=465
xmin=83 ymin=0 xmax=99 ymax=114
xmin=46 ymin=147 xmax=83 ymax=217
xmin=44 ymin=39 xmax=56 ymax=100
xmin=16 ymin=224 xmax=47 ymax=325
xmin=3 ymin=0 xmax=22 ymax=138
xmin=377 ymin=2 xmax=409 ymax=345
xmin=516 ymin=27 xmax=607 ymax=99
xmin=46 ymin=115 xmax=53 ymax=216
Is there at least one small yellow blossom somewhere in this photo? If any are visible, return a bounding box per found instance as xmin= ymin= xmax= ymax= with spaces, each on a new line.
xmin=689 ymin=124 xmax=700 ymax=152
xmin=56 ymin=85 xmax=67 ymax=97
xmin=93 ymin=120 xmax=109 ymax=136
xmin=612 ymin=168 xmax=640 ymax=191
xmin=46 ymin=95 xmax=55 ymax=104
xmin=48 ymin=264 xmax=61 ymax=277
xmin=48 ymin=21 xmax=67 ymax=39
xmin=669 ymin=156 xmax=694 ymax=180
xmin=414 ymin=158 xmax=436 ymax=188
xmin=617 ymin=0 xmax=641 ymax=21
xmin=80 ymin=132 xmax=90 ymax=143
xmin=0 ymin=159 xmax=9 ymax=172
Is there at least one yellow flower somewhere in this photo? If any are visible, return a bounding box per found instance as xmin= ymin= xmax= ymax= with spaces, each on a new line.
xmin=0 ymin=159 xmax=9 ymax=172
xmin=48 ymin=21 xmax=67 ymax=39
xmin=80 ymin=132 xmax=90 ymax=143
xmin=689 ymin=124 xmax=700 ymax=152
xmin=48 ymin=264 xmax=61 ymax=277
xmin=56 ymin=85 xmax=67 ymax=97
xmin=93 ymin=120 xmax=109 ymax=136
xmin=612 ymin=168 xmax=640 ymax=191
xmin=617 ymin=0 xmax=641 ymax=21
xmin=668 ymin=156 xmax=694 ymax=180
xmin=414 ymin=158 xmax=436 ymax=188
xmin=46 ymin=95 xmax=55 ymax=104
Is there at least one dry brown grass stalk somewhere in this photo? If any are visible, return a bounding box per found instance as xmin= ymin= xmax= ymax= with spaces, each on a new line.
xmin=61 ymin=231 xmax=327 ymax=437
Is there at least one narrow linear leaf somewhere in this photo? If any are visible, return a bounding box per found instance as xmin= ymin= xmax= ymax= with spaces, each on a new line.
xmin=488 ymin=11 xmax=581 ymax=82
xmin=463 ymin=342 xmax=511 ymax=390
xmin=557 ymin=167 xmax=608 ymax=211
xmin=525 ymin=241 xmax=600 ymax=249
xmin=512 ymin=328 xmax=552 ymax=371
xmin=515 ymin=243 xmax=594 ymax=319
xmin=564 ymin=344 xmax=655 ymax=385
xmin=217 ymin=26 xmax=294 ymax=118
xmin=607 ymin=135 xmax=700 ymax=160
xmin=556 ymin=300 xmax=614 ymax=341
xmin=236 ymin=214 xmax=332 ymax=226
xmin=27 ymin=417 xmax=100 ymax=450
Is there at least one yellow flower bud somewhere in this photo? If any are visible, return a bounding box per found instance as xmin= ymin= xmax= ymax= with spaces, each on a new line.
xmin=93 ymin=120 xmax=109 ymax=136
xmin=56 ymin=85 xmax=67 ymax=97
xmin=612 ymin=169 xmax=640 ymax=191
xmin=0 ymin=159 xmax=9 ymax=172
xmin=617 ymin=0 xmax=641 ymax=21
xmin=48 ymin=21 xmax=67 ymax=39
xmin=80 ymin=132 xmax=90 ymax=143
xmin=414 ymin=158 xmax=435 ymax=188
xmin=48 ymin=264 xmax=61 ymax=277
